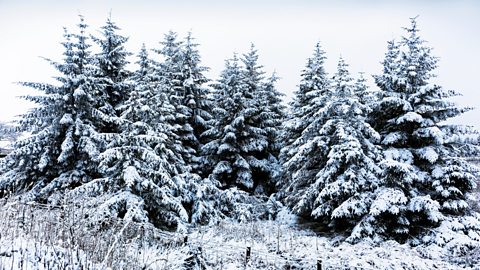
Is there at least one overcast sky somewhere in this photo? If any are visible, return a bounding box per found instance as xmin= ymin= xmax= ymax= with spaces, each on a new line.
xmin=0 ymin=0 xmax=479 ymax=129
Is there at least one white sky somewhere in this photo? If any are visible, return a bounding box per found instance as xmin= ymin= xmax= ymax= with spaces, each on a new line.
xmin=0 ymin=0 xmax=479 ymax=129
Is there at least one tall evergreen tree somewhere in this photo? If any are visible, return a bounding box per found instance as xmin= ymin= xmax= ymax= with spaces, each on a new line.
xmin=177 ymin=33 xmax=212 ymax=174
xmin=279 ymin=42 xmax=331 ymax=199
xmin=155 ymin=32 xmax=212 ymax=174
xmin=281 ymin=43 xmax=330 ymax=154
xmin=203 ymin=46 xmax=281 ymax=194
xmin=152 ymin=32 xmax=221 ymax=224
xmin=203 ymin=55 xmax=253 ymax=190
xmin=364 ymin=18 xmax=480 ymax=242
xmin=0 ymin=16 xmax=102 ymax=201
xmin=91 ymin=16 xmax=132 ymax=133
xmin=283 ymin=59 xmax=382 ymax=234
xmin=259 ymin=72 xmax=286 ymax=160
xmin=80 ymin=44 xmax=189 ymax=230
xmin=242 ymin=45 xmax=285 ymax=193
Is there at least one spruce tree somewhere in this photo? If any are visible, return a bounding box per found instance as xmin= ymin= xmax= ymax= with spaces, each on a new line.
xmin=283 ymin=59 xmax=382 ymax=234
xmin=0 ymin=16 xmax=102 ymax=202
xmin=153 ymin=33 xmax=213 ymax=175
xmin=365 ymin=18 xmax=480 ymax=242
xmin=259 ymin=72 xmax=286 ymax=181
xmin=91 ymin=16 xmax=132 ymax=133
xmin=242 ymin=45 xmax=285 ymax=193
xmin=177 ymin=33 xmax=212 ymax=175
xmin=79 ymin=44 xmax=189 ymax=229
xmin=152 ymin=32 xmax=192 ymax=164
xmin=203 ymin=46 xmax=281 ymax=194
xmin=279 ymin=43 xmax=331 ymax=202
xmin=281 ymin=43 xmax=330 ymax=156
xmin=202 ymin=55 xmax=254 ymax=190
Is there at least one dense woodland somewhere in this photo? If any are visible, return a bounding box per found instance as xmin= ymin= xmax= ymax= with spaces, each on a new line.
xmin=0 ymin=15 xmax=479 ymax=249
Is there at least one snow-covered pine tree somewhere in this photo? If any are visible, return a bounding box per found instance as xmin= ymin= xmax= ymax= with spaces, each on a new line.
xmin=201 ymin=53 xmax=276 ymax=221
xmin=74 ymin=44 xmax=189 ymax=230
xmin=354 ymin=72 xmax=377 ymax=112
xmin=283 ymin=59 xmax=382 ymax=234
xmin=0 ymin=16 xmax=102 ymax=202
xmin=241 ymin=44 xmax=285 ymax=193
xmin=151 ymin=33 xmax=220 ymax=225
xmin=259 ymin=72 xmax=286 ymax=183
xmin=365 ymin=18 xmax=480 ymax=243
xmin=202 ymin=55 xmax=253 ymax=191
xmin=281 ymin=42 xmax=330 ymax=157
xmin=279 ymin=42 xmax=332 ymax=203
xmin=177 ymin=33 xmax=212 ymax=175
xmin=153 ymin=32 xmax=213 ymax=175
xmin=91 ymin=16 xmax=132 ymax=133
xmin=152 ymin=32 xmax=194 ymax=165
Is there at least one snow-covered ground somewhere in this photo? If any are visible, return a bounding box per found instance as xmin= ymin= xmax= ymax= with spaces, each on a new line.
xmin=1 ymin=200 xmax=479 ymax=270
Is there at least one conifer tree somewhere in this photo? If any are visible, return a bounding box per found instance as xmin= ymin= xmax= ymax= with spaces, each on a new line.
xmin=91 ymin=16 xmax=132 ymax=133
xmin=279 ymin=43 xmax=331 ymax=200
xmin=259 ymin=72 xmax=286 ymax=164
xmin=242 ymin=45 xmax=285 ymax=193
xmin=202 ymin=55 xmax=254 ymax=190
xmin=0 ymin=16 xmax=102 ymax=201
xmin=151 ymin=32 xmax=221 ymax=224
xmin=203 ymin=46 xmax=282 ymax=194
xmin=282 ymin=43 xmax=330 ymax=152
xmin=283 ymin=59 xmax=382 ymax=234
xmin=201 ymin=54 xmax=273 ymax=221
xmin=364 ymin=18 xmax=480 ymax=242
xmin=153 ymin=33 xmax=213 ymax=175
xmin=177 ymin=33 xmax=212 ymax=175
xmin=78 ymin=44 xmax=189 ymax=229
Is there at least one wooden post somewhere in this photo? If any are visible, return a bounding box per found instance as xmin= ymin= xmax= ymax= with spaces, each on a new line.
xmin=317 ymin=259 xmax=322 ymax=270
xmin=245 ymin=246 xmax=251 ymax=264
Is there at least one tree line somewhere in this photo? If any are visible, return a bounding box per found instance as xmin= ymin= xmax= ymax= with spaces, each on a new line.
xmin=0 ymin=16 xmax=479 ymax=245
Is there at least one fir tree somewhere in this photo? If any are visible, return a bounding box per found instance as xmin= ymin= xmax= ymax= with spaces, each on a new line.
xmin=152 ymin=33 xmax=220 ymax=224
xmin=177 ymin=33 xmax=212 ymax=175
xmin=156 ymin=32 xmax=213 ymax=174
xmin=0 ymin=16 xmax=102 ymax=201
xmin=203 ymin=47 xmax=282 ymax=194
xmin=91 ymin=16 xmax=132 ymax=133
xmin=80 ymin=44 xmax=189 ymax=230
xmin=282 ymin=42 xmax=330 ymax=152
xmin=202 ymin=55 xmax=253 ymax=190
xmin=364 ymin=18 xmax=480 ymax=242
xmin=283 ymin=59 xmax=382 ymax=235
xmin=242 ymin=45 xmax=285 ymax=193
xmin=279 ymin=42 xmax=331 ymax=201
xmin=260 ymin=72 xmax=286 ymax=161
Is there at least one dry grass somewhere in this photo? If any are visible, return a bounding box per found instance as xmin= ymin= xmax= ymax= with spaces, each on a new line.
xmin=0 ymin=198 xmax=192 ymax=269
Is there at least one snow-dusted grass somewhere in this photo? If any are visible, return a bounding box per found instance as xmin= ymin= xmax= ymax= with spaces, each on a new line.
xmin=0 ymin=199 xmax=478 ymax=269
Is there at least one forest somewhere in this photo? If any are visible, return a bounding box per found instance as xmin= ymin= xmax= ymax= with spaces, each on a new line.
xmin=0 ymin=15 xmax=479 ymax=269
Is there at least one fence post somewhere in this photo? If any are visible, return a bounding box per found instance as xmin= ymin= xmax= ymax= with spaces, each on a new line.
xmin=245 ymin=246 xmax=251 ymax=264
xmin=317 ymin=259 xmax=322 ymax=270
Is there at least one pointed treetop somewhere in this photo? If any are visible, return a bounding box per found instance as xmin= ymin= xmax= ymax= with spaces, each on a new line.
xmin=242 ymin=43 xmax=261 ymax=68
xmin=302 ymin=42 xmax=328 ymax=80
xmin=312 ymin=42 xmax=327 ymax=63
xmin=333 ymin=57 xmax=354 ymax=98
xmin=134 ymin=43 xmax=151 ymax=80
xmin=160 ymin=31 xmax=182 ymax=58
xmin=77 ymin=14 xmax=87 ymax=30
